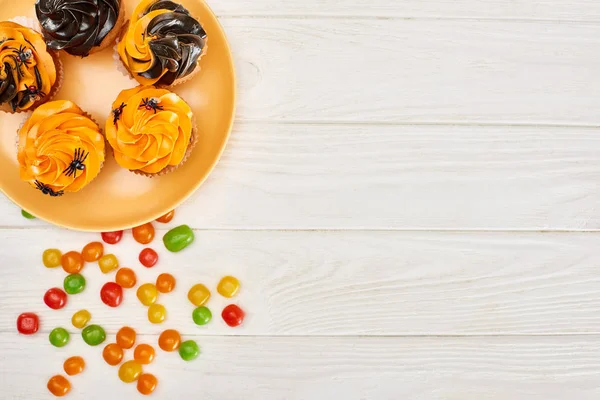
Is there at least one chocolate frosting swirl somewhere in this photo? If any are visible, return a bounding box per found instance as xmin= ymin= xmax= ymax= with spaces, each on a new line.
xmin=35 ymin=0 xmax=121 ymax=56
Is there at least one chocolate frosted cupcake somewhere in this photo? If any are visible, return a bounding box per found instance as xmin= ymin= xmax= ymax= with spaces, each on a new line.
xmin=117 ymin=0 xmax=208 ymax=87
xmin=36 ymin=0 xmax=125 ymax=57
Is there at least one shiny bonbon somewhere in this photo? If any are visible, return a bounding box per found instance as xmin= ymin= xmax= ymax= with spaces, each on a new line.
xmin=17 ymin=312 xmax=39 ymax=334
xmin=179 ymin=340 xmax=200 ymax=361
xmin=192 ymin=306 xmax=212 ymax=326
xmin=188 ymin=284 xmax=210 ymax=306
xmin=139 ymin=248 xmax=158 ymax=268
xmin=217 ymin=276 xmax=240 ymax=298
xmin=47 ymin=375 xmax=70 ymax=397
xmin=115 ymin=268 xmax=137 ymax=288
xmin=61 ymin=251 xmax=84 ymax=274
xmin=44 ymin=288 xmax=68 ymax=310
xmin=98 ymin=254 xmax=119 ymax=273
xmin=116 ymin=326 xmax=136 ymax=349
xmin=49 ymin=327 xmax=70 ymax=347
xmin=63 ymin=273 xmax=86 ymax=295
xmin=82 ymin=242 xmax=104 ymax=262
xmin=133 ymin=223 xmax=155 ymax=244
xmin=100 ymin=282 xmax=123 ymax=307
xmin=43 ymin=249 xmax=62 ymax=268
xmin=134 ymin=344 xmax=155 ymax=364
xmin=156 ymin=210 xmax=175 ymax=223
xmin=158 ymin=329 xmax=180 ymax=352
xmin=82 ymin=324 xmax=106 ymax=346
xmin=156 ymin=273 xmax=176 ymax=293
xmin=148 ymin=304 xmax=166 ymax=324
xmin=137 ymin=373 xmax=158 ymax=395
xmin=222 ymin=304 xmax=245 ymax=327
xmin=103 ymin=343 xmax=124 ymax=366
xmin=137 ymin=283 xmax=158 ymax=306
xmin=163 ymin=225 xmax=194 ymax=252
xmin=71 ymin=310 xmax=91 ymax=329
xmin=63 ymin=356 xmax=85 ymax=376
xmin=101 ymin=231 xmax=123 ymax=244
xmin=118 ymin=360 xmax=143 ymax=383
xmin=21 ymin=209 xmax=35 ymax=219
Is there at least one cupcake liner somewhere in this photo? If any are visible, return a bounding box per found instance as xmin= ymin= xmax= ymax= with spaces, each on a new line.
xmin=90 ymin=0 xmax=127 ymax=55
xmin=112 ymin=23 xmax=133 ymax=80
xmin=9 ymin=16 xmax=41 ymax=33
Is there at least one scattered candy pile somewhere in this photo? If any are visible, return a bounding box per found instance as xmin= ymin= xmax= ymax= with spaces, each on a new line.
xmin=15 ymin=209 xmax=247 ymax=397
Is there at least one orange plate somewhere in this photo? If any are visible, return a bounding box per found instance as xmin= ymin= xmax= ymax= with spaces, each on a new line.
xmin=0 ymin=0 xmax=236 ymax=231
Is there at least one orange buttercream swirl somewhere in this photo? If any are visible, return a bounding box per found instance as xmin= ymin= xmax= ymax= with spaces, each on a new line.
xmin=18 ymin=100 xmax=105 ymax=195
xmin=0 ymin=21 xmax=57 ymax=112
xmin=105 ymin=86 xmax=194 ymax=174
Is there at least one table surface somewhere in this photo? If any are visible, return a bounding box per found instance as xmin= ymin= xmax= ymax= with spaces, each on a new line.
xmin=2 ymin=0 xmax=600 ymax=399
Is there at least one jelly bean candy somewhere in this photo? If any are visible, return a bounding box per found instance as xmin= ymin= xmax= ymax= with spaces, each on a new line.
xmin=156 ymin=209 xmax=175 ymax=224
xmin=156 ymin=273 xmax=176 ymax=293
xmin=44 ymin=288 xmax=67 ymax=310
xmin=188 ymin=284 xmax=210 ymax=307
xmin=217 ymin=276 xmax=240 ymax=298
xmin=163 ymin=225 xmax=194 ymax=252
xmin=148 ymin=304 xmax=166 ymax=324
xmin=98 ymin=254 xmax=119 ymax=274
xmin=71 ymin=310 xmax=91 ymax=329
xmin=222 ymin=304 xmax=245 ymax=327
xmin=139 ymin=248 xmax=158 ymax=268
xmin=118 ymin=360 xmax=143 ymax=383
xmin=63 ymin=273 xmax=86 ymax=295
xmin=179 ymin=340 xmax=200 ymax=361
xmin=47 ymin=375 xmax=70 ymax=397
xmin=101 ymin=231 xmax=123 ymax=245
xmin=43 ymin=249 xmax=62 ymax=268
xmin=101 ymin=282 xmax=123 ymax=307
xmin=103 ymin=343 xmax=124 ymax=366
xmin=137 ymin=373 xmax=158 ymax=395
xmin=137 ymin=283 xmax=158 ymax=306
xmin=133 ymin=222 xmax=155 ymax=245
xmin=134 ymin=344 xmax=155 ymax=364
xmin=192 ymin=306 xmax=212 ymax=326
xmin=82 ymin=324 xmax=106 ymax=346
xmin=82 ymin=242 xmax=104 ymax=262
xmin=21 ymin=209 xmax=35 ymax=219
xmin=158 ymin=329 xmax=180 ymax=352
xmin=16 ymin=312 xmax=39 ymax=334
xmin=63 ymin=356 xmax=85 ymax=376
xmin=61 ymin=251 xmax=84 ymax=274
xmin=49 ymin=327 xmax=70 ymax=347
xmin=115 ymin=268 xmax=137 ymax=289
xmin=116 ymin=326 xmax=136 ymax=349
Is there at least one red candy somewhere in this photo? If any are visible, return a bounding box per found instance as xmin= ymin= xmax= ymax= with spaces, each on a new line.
xmin=17 ymin=312 xmax=39 ymax=334
xmin=100 ymin=282 xmax=123 ymax=308
xmin=44 ymin=288 xmax=68 ymax=310
xmin=101 ymin=231 xmax=123 ymax=245
xmin=139 ymin=248 xmax=158 ymax=268
xmin=222 ymin=304 xmax=245 ymax=327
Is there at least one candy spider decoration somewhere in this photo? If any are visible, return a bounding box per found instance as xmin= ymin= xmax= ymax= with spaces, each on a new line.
xmin=112 ymin=102 xmax=126 ymax=125
xmin=63 ymin=148 xmax=89 ymax=178
xmin=139 ymin=97 xmax=163 ymax=114
xmin=34 ymin=181 xmax=64 ymax=197
xmin=9 ymin=45 xmax=33 ymax=68
xmin=23 ymin=84 xmax=46 ymax=102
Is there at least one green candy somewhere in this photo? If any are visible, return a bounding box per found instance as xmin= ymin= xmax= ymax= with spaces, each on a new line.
xmin=192 ymin=306 xmax=212 ymax=326
xmin=49 ymin=327 xmax=70 ymax=347
xmin=178 ymin=340 xmax=200 ymax=361
xmin=81 ymin=324 xmax=106 ymax=346
xmin=21 ymin=210 xmax=35 ymax=219
xmin=64 ymin=274 xmax=86 ymax=295
xmin=163 ymin=225 xmax=194 ymax=252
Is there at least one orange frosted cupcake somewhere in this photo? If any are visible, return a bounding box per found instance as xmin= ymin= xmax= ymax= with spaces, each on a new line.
xmin=18 ymin=100 xmax=105 ymax=197
xmin=106 ymin=85 xmax=196 ymax=176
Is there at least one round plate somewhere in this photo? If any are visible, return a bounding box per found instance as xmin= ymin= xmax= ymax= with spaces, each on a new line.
xmin=0 ymin=0 xmax=236 ymax=231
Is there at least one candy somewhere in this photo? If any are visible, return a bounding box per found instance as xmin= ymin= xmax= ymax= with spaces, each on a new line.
xmin=115 ymin=268 xmax=137 ymax=289
xmin=217 ymin=276 xmax=240 ymax=298
xmin=98 ymin=254 xmax=119 ymax=274
xmin=100 ymin=282 xmax=123 ymax=307
xmin=134 ymin=344 xmax=155 ymax=364
xmin=137 ymin=283 xmax=158 ymax=306
xmin=192 ymin=306 xmax=212 ymax=326
xmin=158 ymin=329 xmax=180 ymax=352
xmin=137 ymin=373 xmax=158 ymax=395
xmin=17 ymin=312 xmax=39 ymax=334
xmin=188 ymin=284 xmax=210 ymax=307
xmin=139 ymin=248 xmax=158 ymax=268
xmin=71 ymin=310 xmax=91 ymax=329
xmin=222 ymin=304 xmax=245 ymax=327
xmin=82 ymin=324 xmax=106 ymax=346
xmin=118 ymin=360 xmax=143 ymax=383
xmin=63 ymin=273 xmax=86 ymax=295
xmin=44 ymin=288 xmax=67 ymax=310
xmin=82 ymin=242 xmax=104 ymax=262
xmin=47 ymin=375 xmax=70 ymax=397
xmin=179 ymin=340 xmax=200 ymax=361
xmin=101 ymin=231 xmax=123 ymax=245
xmin=63 ymin=356 xmax=85 ymax=376
xmin=103 ymin=343 xmax=124 ymax=366
xmin=49 ymin=327 xmax=70 ymax=347
xmin=156 ymin=210 xmax=175 ymax=223
xmin=43 ymin=249 xmax=62 ymax=268
xmin=148 ymin=304 xmax=166 ymax=324
xmin=21 ymin=209 xmax=35 ymax=219
xmin=61 ymin=251 xmax=84 ymax=274
xmin=156 ymin=273 xmax=176 ymax=293
xmin=163 ymin=225 xmax=194 ymax=252
xmin=116 ymin=326 xmax=136 ymax=349
xmin=133 ymin=223 xmax=155 ymax=244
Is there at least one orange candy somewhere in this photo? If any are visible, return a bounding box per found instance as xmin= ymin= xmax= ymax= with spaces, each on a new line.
xmin=47 ymin=375 xmax=70 ymax=397
xmin=137 ymin=373 xmax=158 ymax=395
xmin=63 ymin=356 xmax=85 ymax=376
xmin=134 ymin=344 xmax=155 ymax=364
xmin=116 ymin=326 xmax=136 ymax=349
xmin=103 ymin=343 xmax=124 ymax=366
xmin=116 ymin=268 xmax=137 ymax=289
xmin=158 ymin=329 xmax=181 ymax=352
xmin=156 ymin=273 xmax=176 ymax=293
xmin=118 ymin=360 xmax=143 ymax=383
xmin=156 ymin=210 xmax=175 ymax=223
xmin=132 ymin=223 xmax=155 ymax=245
xmin=81 ymin=242 xmax=104 ymax=262
xmin=61 ymin=251 xmax=84 ymax=274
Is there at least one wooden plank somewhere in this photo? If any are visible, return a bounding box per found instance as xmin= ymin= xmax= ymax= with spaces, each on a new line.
xmin=1 ymin=334 xmax=600 ymax=399
xmin=3 ymin=229 xmax=600 ymax=335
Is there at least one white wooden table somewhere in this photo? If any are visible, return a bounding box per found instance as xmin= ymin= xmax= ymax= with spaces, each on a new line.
xmin=2 ymin=1 xmax=600 ymax=398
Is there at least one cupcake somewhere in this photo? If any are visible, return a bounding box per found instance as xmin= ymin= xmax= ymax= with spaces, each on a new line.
xmin=18 ymin=100 xmax=105 ymax=197
xmin=36 ymin=0 xmax=125 ymax=57
xmin=0 ymin=21 xmax=61 ymax=113
xmin=117 ymin=0 xmax=208 ymax=87
xmin=105 ymin=85 xmax=196 ymax=176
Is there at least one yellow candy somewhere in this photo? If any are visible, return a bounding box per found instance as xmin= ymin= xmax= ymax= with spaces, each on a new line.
xmin=217 ymin=276 xmax=240 ymax=298
xmin=147 ymin=304 xmax=166 ymax=324
xmin=98 ymin=254 xmax=119 ymax=274
xmin=43 ymin=249 xmax=62 ymax=268
xmin=118 ymin=360 xmax=143 ymax=383
xmin=71 ymin=310 xmax=91 ymax=329
xmin=136 ymin=283 xmax=158 ymax=306
xmin=188 ymin=284 xmax=210 ymax=306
